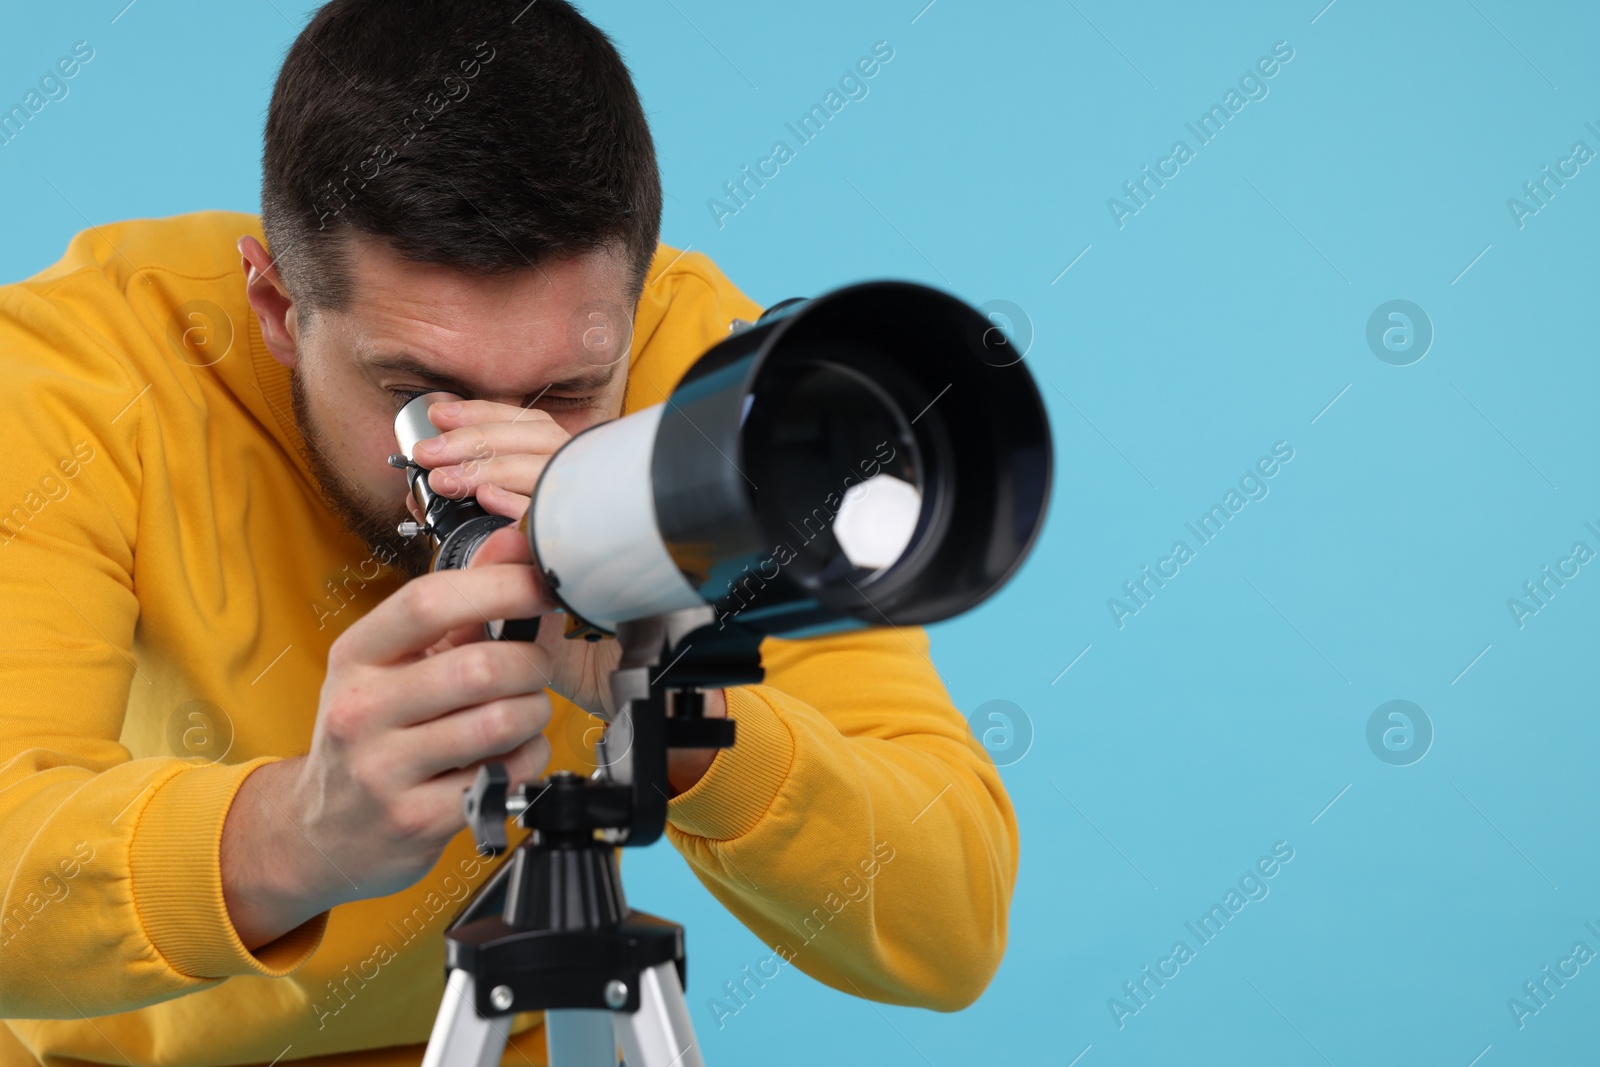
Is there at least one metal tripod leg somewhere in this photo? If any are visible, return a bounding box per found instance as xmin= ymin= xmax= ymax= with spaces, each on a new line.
xmin=423 ymin=965 xmax=698 ymax=1067
xmin=421 ymin=970 xmax=512 ymax=1067
xmin=611 ymin=961 xmax=703 ymax=1067
xmin=545 ymin=1010 xmax=619 ymax=1066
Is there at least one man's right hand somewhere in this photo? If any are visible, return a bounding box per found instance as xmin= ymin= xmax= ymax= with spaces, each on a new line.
xmin=221 ymin=561 xmax=558 ymax=950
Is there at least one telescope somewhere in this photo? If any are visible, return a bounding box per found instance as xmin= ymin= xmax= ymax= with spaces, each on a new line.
xmin=388 ymin=280 xmax=1053 ymax=1067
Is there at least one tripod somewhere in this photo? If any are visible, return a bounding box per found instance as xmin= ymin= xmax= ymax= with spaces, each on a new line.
xmin=420 ymin=606 xmax=763 ymax=1067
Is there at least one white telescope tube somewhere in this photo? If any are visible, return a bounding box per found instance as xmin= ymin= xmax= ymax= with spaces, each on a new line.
xmin=531 ymin=402 xmax=703 ymax=632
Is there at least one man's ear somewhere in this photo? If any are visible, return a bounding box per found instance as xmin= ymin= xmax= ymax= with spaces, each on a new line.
xmin=239 ymin=235 xmax=301 ymax=370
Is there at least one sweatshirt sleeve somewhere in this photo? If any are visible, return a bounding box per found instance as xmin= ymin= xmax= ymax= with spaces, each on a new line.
xmin=642 ymin=254 xmax=1019 ymax=1010
xmin=665 ymin=626 xmax=1018 ymax=1011
xmin=0 ymin=273 xmax=326 ymax=1019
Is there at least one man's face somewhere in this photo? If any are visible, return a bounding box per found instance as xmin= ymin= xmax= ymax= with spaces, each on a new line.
xmin=282 ymin=233 xmax=637 ymax=579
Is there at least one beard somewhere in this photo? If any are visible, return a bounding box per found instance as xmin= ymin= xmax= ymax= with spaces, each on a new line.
xmin=290 ymin=368 xmax=437 ymax=581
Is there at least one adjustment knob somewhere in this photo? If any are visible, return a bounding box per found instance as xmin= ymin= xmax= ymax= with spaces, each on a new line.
xmin=463 ymin=764 xmax=510 ymax=856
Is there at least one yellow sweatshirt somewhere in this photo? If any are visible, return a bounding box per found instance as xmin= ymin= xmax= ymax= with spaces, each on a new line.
xmin=0 ymin=211 xmax=1017 ymax=1067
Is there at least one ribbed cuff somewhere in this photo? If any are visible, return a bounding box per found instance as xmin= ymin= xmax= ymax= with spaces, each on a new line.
xmin=666 ymin=685 xmax=795 ymax=841
xmin=129 ymin=757 xmax=329 ymax=979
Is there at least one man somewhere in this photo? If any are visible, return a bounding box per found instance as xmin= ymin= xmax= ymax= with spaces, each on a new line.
xmin=0 ymin=2 xmax=1018 ymax=1064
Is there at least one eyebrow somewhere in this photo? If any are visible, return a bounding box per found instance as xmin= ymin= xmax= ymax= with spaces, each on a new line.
xmin=360 ymin=352 xmax=620 ymax=397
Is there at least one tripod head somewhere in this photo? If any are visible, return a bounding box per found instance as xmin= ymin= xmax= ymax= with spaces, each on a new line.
xmin=463 ymin=604 xmax=758 ymax=858
xmin=425 ymin=606 xmax=759 ymax=1038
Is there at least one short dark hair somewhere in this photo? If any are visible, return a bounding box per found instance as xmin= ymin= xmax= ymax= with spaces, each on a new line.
xmin=261 ymin=0 xmax=661 ymax=313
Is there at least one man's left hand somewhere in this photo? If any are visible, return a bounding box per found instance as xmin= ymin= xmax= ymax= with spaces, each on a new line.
xmin=407 ymin=398 xmax=567 ymax=521
xmin=411 ymin=398 xmax=726 ymax=796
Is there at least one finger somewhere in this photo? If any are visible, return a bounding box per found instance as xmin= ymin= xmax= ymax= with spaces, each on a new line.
xmin=476 ymin=483 xmax=532 ymax=521
xmin=404 ymin=731 xmax=553 ymax=842
xmin=401 ymin=690 xmax=553 ymax=779
xmin=394 ymin=625 xmax=557 ymax=729
xmin=423 ymin=614 xmax=488 ymax=657
xmin=456 ymin=730 xmax=553 ymax=797
xmin=337 ymin=564 xmax=558 ymax=666
xmin=413 ymin=418 xmax=567 ymax=469
xmin=426 ymin=453 xmax=551 ymax=500
xmin=427 ymin=398 xmax=557 ymax=430
xmin=470 ymin=521 xmax=535 ymax=568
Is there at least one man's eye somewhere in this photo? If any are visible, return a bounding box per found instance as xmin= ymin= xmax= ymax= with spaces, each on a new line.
xmin=388 ymin=389 xmax=593 ymax=410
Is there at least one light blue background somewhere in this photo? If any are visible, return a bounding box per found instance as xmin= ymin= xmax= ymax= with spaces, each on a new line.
xmin=3 ymin=1 xmax=1597 ymax=1064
